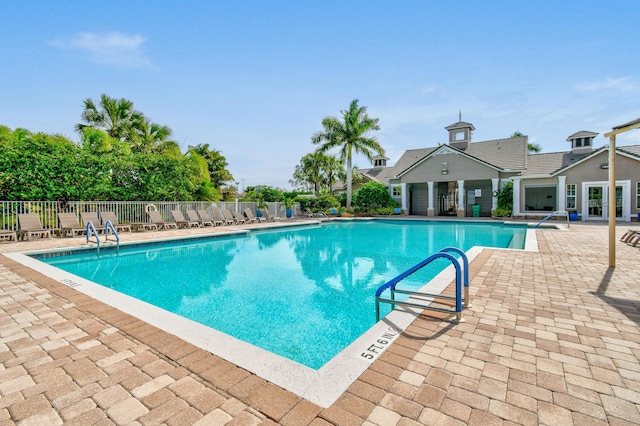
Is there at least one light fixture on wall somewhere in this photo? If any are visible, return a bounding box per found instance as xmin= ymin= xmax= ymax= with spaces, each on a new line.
xmin=600 ymin=163 xmax=609 ymax=169
xmin=442 ymin=162 xmax=448 ymax=175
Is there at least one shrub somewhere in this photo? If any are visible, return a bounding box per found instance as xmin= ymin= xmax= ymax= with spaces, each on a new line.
xmin=315 ymin=193 xmax=340 ymax=211
xmin=493 ymin=207 xmax=512 ymax=217
xmin=497 ymin=182 xmax=513 ymax=211
xmin=353 ymin=182 xmax=399 ymax=212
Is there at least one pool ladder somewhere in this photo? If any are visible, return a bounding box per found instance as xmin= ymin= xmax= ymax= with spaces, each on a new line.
xmin=375 ymin=247 xmax=470 ymax=323
xmin=85 ymin=221 xmax=120 ymax=254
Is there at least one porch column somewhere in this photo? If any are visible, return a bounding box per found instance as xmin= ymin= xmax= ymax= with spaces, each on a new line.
xmin=457 ymin=180 xmax=465 ymax=217
xmin=491 ymin=178 xmax=499 ymax=213
xmin=512 ymin=177 xmax=521 ymax=215
xmin=557 ymin=175 xmax=566 ymax=212
xmin=401 ymin=183 xmax=408 ymax=211
xmin=427 ymin=181 xmax=435 ymax=217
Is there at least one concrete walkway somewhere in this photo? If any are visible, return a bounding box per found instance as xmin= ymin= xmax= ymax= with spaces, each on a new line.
xmin=1 ymin=221 xmax=639 ymax=425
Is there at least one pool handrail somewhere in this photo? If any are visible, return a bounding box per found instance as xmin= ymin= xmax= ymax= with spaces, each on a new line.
xmin=535 ymin=210 xmax=569 ymax=228
xmin=439 ymin=247 xmax=471 ymax=308
xmin=375 ymin=248 xmax=469 ymax=322
xmin=85 ymin=221 xmax=100 ymax=254
xmin=104 ymin=220 xmax=120 ymax=253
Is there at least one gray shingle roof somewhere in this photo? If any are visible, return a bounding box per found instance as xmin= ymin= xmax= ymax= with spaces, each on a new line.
xmin=355 ymin=166 xmax=395 ymax=183
xmin=521 ymin=151 xmax=594 ymax=176
xmin=464 ymin=137 xmax=527 ymax=171
xmin=388 ymin=147 xmax=437 ymax=178
xmin=444 ymin=121 xmax=476 ymax=131
xmin=566 ymin=130 xmax=599 ymax=141
xmin=618 ymin=145 xmax=640 ymax=158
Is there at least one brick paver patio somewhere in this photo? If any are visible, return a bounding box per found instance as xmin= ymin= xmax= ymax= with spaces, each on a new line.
xmin=1 ymin=221 xmax=639 ymax=425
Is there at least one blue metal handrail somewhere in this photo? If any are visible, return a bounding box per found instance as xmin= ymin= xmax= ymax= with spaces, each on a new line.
xmin=375 ymin=248 xmax=469 ymax=322
xmin=85 ymin=221 xmax=100 ymax=254
xmin=104 ymin=220 xmax=120 ymax=253
xmin=439 ymin=247 xmax=471 ymax=308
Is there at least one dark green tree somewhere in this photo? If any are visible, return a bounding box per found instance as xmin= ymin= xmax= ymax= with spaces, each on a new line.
xmin=188 ymin=144 xmax=234 ymax=198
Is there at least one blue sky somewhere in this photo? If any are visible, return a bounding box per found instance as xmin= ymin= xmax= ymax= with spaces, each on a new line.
xmin=2 ymin=1 xmax=638 ymax=190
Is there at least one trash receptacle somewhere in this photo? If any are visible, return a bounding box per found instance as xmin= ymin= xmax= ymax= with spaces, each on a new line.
xmin=472 ymin=205 xmax=481 ymax=217
xmin=569 ymin=211 xmax=578 ymax=221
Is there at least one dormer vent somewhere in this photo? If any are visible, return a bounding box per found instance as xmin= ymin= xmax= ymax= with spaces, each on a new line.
xmin=566 ymin=131 xmax=598 ymax=153
xmin=373 ymin=155 xmax=389 ymax=168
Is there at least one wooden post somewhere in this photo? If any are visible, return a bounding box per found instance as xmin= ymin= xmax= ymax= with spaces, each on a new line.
xmin=608 ymin=135 xmax=616 ymax=267
xmin=603 ymin=117 xmax=640 ymax=268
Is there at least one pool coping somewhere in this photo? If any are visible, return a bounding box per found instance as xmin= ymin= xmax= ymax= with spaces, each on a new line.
xmin=4 ymin=221 xmax=537 ymax=408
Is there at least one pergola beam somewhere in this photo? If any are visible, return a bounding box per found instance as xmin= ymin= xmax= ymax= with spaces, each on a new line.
xmin=604 ymin=116 xmax=640 ymax=268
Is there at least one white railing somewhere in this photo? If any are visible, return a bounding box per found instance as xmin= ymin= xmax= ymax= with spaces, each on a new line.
xmin=0 ymin=200 xmax=288 ymax=231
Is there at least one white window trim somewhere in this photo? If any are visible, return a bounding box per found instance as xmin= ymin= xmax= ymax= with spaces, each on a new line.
xmin=391 ymin=185 xmax=402 ymax=197
xmin=566 ymin=184 xmax=577 ymax=209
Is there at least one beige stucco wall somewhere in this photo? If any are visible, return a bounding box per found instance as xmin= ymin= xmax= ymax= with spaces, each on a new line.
xmin=519 ymin=150 xmax=640 ymax=218
xmin=400 ymin=153 xmax=499 ymax=183
xmin=564 ymin=151 xmax=639 ymax=216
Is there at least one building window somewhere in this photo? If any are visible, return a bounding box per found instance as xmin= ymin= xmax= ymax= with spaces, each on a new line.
xmin=567 ymin=184 xmax=576 ymax=209
xmin=575 ymin=138 xmax=582 ymax=147
xmin=524 ymin=185 xmax=556 ymax=211
xmin=637 ymin=182 xmax=640 ymax=209
xmin=584 ymin=137 xmax=591 ymax=147
xmin=455 ymin=130 xmax=465 ymax=141
xmin=392 ymin=185 xmax=402 ymax=197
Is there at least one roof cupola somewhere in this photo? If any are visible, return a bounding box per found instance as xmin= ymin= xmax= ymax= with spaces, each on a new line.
xmin=445 ymin=111 xmax=475 ymax=151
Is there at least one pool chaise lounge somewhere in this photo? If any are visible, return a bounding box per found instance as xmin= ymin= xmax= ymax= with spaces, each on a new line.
xmin=147 ymin=210 xmax=178 ymax=230
xmin=57 ymin=212 xmax=86 ymax=238
xmin=171 ymin=210 xmax=201 ymax=229
xmin=80 ymin=212 xmax=103 ymax=234
xmin=100 ymin=212 xmax=133 ymax=233
xmin=244 ymin=208 xmax=267 ymax=223
xmin=258 ymin=208 xmax=279 ymax=222
xmin=212 ymin=207 xmax=234 ymax=226
xmin=17 ymin=214 xmax=52 ymax=240
xmin=198 ymin=209 xmax=224 ymax=227
xmin=187 ymin=209 xmax=213 ymax=227
xmin=0 ymin=229 xmax=17 ymax=242
xmin=229 ymin=210 xmax=246 ymax=224
xmin=627 ymin=232 xmax=640 ymax=247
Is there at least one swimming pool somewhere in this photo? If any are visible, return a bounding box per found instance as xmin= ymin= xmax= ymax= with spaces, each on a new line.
xmin=32 ymin=219 xmax=526 ymax=370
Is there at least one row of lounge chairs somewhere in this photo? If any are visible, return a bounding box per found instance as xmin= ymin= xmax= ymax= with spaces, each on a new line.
xmin=621 ymin=229 xmax=640 ymax=247
xmin=9 ymin=207 xmax=282 ymax=241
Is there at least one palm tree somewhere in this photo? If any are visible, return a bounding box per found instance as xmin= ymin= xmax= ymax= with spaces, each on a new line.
xmin=312 ymin=99 xmax=383 ymax=210
xmin=76 ymin=94 xmax=142 ymax=140
xmin=322 ymin=155 xmax=343 ymax=192
xmin=130 ymin=118 xmax=174 ymax=154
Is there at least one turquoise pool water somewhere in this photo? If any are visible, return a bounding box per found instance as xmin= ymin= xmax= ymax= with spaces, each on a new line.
xmin=35 ymin=220 xmax=526 ymax=369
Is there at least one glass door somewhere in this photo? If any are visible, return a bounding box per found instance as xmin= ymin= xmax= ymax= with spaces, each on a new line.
xmin=584 ymin=184 xmax=626 ymax=220
xmin=587 ymin=186 xmax=604 ymax=219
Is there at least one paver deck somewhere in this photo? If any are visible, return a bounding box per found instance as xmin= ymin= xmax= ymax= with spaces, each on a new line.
xmin=1 ymin=220 xmax=639 ymax=425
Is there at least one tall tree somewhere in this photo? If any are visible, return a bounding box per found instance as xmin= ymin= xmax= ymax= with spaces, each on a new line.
xmin=76 ymin=94 xmax=142 ymax=140
xmin=292 ymin=152 xmax=327 ymax=193
xmin=130 ymin=118 xmax=174 ymax=154
xmin=187 ymin=143 xmax=234 ymax=196
xmin=311 ymin=99 xmax=383 ymax=209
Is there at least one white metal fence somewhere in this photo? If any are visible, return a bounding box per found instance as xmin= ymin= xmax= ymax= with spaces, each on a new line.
xmin=0 ymin=200 xmax=288 ymax=231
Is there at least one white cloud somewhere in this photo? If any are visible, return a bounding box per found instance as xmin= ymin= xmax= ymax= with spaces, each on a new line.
xmin=49 ymin=32 xmax=153 ymax=69
xmin=577 ymin=77 xmax=638 ymax=93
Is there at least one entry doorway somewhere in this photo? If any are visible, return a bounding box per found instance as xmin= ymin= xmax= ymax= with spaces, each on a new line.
xmin=582 ymin=181 xmax=629 ymax=221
